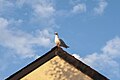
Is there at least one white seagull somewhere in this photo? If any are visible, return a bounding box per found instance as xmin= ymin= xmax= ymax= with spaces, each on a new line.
xmin=54 ymin=32 xmax=69 ymax=48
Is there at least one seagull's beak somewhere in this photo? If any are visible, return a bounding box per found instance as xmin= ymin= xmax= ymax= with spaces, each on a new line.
xmin=54 ymin=32 xmax=58 ymax=35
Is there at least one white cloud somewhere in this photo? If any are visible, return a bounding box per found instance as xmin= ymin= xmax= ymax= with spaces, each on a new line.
xmin=0 ymin=17 xmax=53 ymax=58
xmin=33 ymin=3 xmax=55 ymax=18
xmin=0 ymin=0 xmax=56 ymax=26
xmin=0 ymin=0 xmax=56 ymax=59
xmin=0 ymin=0 xmax=13 ymax=10
xmin=0 ymin=17 xmax=8 ymax=28
xmin=72 ymin=54 xmax=81 ymax=60
xmin=31 ymin=1 xmax=56 ymax=28
xmin=72 ymin=3 xmax=86 ymax=14
xmin=16 ymin=0 xmax=55 ymax=18
xmin=15 ymin=0 xmax=26 ymax=7
xmin=102 ymin=37 xmax=120 ymax=58
xmin=94 ymin=0 xmax=108 ymax=15
xmin=72 ymin=37 xmax=120 ymax=80
xmin=19 ymin=0 xmax=57 ymax=29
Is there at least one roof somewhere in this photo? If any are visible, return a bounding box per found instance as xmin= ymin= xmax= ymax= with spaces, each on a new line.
xmin=6 ymin=46 xmax=109 ymax=80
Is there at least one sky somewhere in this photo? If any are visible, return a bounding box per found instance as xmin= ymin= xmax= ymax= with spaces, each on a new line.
xmin=0 ymin=0 xmax=120 ymax=80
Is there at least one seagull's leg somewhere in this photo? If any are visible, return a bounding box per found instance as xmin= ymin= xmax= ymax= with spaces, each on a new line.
xmin=57 ymin=43 xmax=60 ymax=48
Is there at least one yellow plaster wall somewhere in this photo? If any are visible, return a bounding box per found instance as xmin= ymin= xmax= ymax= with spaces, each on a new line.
xmin=21 ymin=56 xmax=93 ymax=80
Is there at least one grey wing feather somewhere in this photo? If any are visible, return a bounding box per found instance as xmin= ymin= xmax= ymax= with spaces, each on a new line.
xmin=60 ymin=39 xmax=69 ymax=48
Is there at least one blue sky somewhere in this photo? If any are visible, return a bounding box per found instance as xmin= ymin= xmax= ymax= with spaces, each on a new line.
xmin=0 ymin=0 xmax=120 ymax=80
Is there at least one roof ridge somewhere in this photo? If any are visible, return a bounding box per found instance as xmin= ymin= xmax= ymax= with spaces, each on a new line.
xmin=6 ymin=46 xmax=109 ymax=80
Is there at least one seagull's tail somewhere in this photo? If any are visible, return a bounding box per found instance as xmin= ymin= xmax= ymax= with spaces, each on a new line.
xmin=66 ymin=45 xmax=69 ymax=48
xmin=64 ymin=45 xmax=69 ymax=48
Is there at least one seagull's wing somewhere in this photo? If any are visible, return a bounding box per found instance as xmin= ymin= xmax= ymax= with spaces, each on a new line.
xmin=59 ymin=39 xmax=69 ymax=48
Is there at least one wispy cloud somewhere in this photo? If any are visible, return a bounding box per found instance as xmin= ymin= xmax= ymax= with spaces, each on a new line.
xmin=33 ymin=2 xmax=55 ymax=18
xmin=73 ymin=37 xmax=120 ymax=80
xmin=16 ymin=0 xmax=56 ymax=18
xmin=0 ymin=0 xmax=57 ymax=28
xmin=70 ymin=0 xmax=108 ymax=16
xmin=0 ymin=0 xmax=56 ymax=57
xmin=0 ymin=17 xmax=53 ymax=58
xmin=0 ymin=0 xmax=14 ymax=14
xmin=94 ymin=0 xmax=108 ymax=15
xmin=30 ymin=0 xmax=57 ymax=28
xmin=0 ymin=0 xmax=57 ymax=58
xmin=72 ymin=3 xmax=86 ymax=14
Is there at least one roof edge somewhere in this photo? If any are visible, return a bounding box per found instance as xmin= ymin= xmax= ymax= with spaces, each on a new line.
xmin=56 ymin=48 xmax=109 ymax=80
xmin=6 ymin=46 xmax=109 ymax=80
xmin=6 ymin=46 xmax=57 ymax=80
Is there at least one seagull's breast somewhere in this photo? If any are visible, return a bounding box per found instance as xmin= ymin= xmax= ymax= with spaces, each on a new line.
xmin=55 ymin=35 xmax=60 ymax=45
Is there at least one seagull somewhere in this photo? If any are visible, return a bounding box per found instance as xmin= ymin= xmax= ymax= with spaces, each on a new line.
xmin=54 ymin=32 xmax=69 ymax=48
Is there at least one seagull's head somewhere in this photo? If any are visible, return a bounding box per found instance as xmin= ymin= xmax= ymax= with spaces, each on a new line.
xmin=54 ymin=32 xmax=58 ymax=35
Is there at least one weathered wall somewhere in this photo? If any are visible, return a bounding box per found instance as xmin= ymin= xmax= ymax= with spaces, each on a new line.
xmin=21 ymin=56 xmax=93 ymax=80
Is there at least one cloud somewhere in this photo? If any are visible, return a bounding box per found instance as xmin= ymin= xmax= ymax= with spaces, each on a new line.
xmin=0 ymin=0 xmax=57 ymax=27
xmin=0 ymin=0 xmax=57 ymax=59
xmin=94 ymin=0 xmax=108 ymax=15
xmin=15 ymin=0 xmax=55 ymax=18
xmin=70 ymin=0 xmax=108 ymax=15
xmin=32 ymin=1 xmax=56 ymax=27
xmin=30 ymin=0 xmax=57 ymax=28
xmin=72 ymin=3 xmax=86 ymax=14
xmin=102 ymin=37 xmax=120 ymax=58
xmin=33 ymin=2 xmax=55 ymax=18
xmin=72 ymin=37 xmax=120 ymax=80
xmin=0 ymin=0 xmax=14 ymax=14
xmin=72 ymin=54 xmax=82 ymax=60
xmin=0 ymin=17 xmax=53 ymax=58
